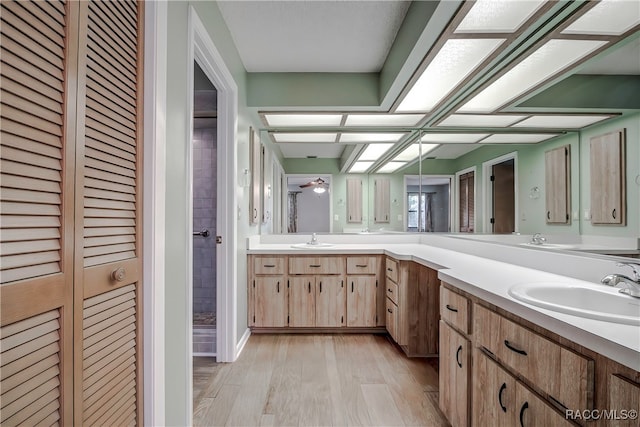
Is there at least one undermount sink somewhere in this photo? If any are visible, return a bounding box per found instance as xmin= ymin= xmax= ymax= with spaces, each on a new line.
xmin=290 ymin=243 xmax=335 ymax=249
xmin=508 ymin=282 xmax=640 ymax=326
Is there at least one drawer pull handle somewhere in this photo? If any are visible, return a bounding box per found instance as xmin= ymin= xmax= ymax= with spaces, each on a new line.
xmin=612 ymin=208 xmax=617 ymax=219
xmin=387 ymin=288 xmax=393 ymax=293
xmin=519 ymin=402 xmax=529 ymax=427
xmin=455 ymin=345 xmax=463 ymax=368
xmin=309 ymin=264 xmax=321 ymax=268
xmin=387 ymin=308 xmax=393 ymax=314
xmin=356 ymin=264 xmax=367 ymax=267
xmin=498 ymin=383 xmax=507 ymax=413
xmin=504 ymin=340 xmax=527 ymax=356
xmin=445 ymin=304 xmax=458 ymax=313
xmin=263 ymin=264 xmax=276 ymax=268
xmin=387 ymin=268 xmax=393 ymax=272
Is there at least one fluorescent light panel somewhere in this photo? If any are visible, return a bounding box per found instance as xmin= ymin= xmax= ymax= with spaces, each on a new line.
xmin=480 ymin=133 xmax=558 ymax=143
xmin=264 ymin=114 xmax=342 ymax=127
xmin=340 ymin=133 xmax=405 ymax=143
xmin=455 ymin=0 xmax=547 ymax=33
xmin=511 ymin=115 xmax=611 ymax=128
xmin=397 ymin=38 xmax=504 ymax=112
xmin=357 ymin=143 xmax=394 ymax=161
xmin=438 ymin=114 xmax=527 ymax=127
xmin=272 ymin=133 xmax=337 ymax=143
xmin=344 ymin=114 xmax=424 ymax=127
xmin=459 ymin=39 xmax=608 ymax=113
xmin=562 ymin=0 xmax=640 ymax=36
xmin=349 ymin=161 xmax=374 ymax=173
xmin=421 ymin=133 xmax=489 ymax=143
xmin=378 ymin=162 xmax=407 ymax=173
xmin=393 ymin=143 xmax=439 ymax=162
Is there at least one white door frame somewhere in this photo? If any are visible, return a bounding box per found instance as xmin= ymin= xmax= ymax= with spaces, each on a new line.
xmin=482 ymin=151 xmax=519 ymax=234
xmin=454 ymin=166 xmax=477 ymax=232
xmin=403 ymin=174 xmax=454 ymax=232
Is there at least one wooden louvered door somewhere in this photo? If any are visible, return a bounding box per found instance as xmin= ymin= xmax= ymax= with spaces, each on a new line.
xmin=1 ymin=0 xmax=144 ymax=425
xmin=1 ymin=0 xmax=75 ymax=424
xmin=74 ymin=1 xmax=144 ymax=425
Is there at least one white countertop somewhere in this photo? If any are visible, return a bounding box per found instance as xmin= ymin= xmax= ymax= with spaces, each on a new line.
xmin=248 ymin=238 xmax=640 ymax=371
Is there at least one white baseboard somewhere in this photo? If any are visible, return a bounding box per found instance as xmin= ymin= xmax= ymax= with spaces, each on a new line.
xmin=235 ymin=328 xmax=251 ymax=360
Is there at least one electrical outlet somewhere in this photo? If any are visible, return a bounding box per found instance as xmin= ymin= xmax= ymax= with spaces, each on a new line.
xmin=572 ymin=210 xmax=579 ymax=220
xmin=334 ymin=214 xmax=339 ymax=221
xmin=584 ymin=209 xmax=591 ymax=220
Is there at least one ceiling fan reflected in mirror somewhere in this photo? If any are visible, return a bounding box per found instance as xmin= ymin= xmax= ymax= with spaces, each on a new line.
xmin=300 ymin=178 xmax=327 ymax=193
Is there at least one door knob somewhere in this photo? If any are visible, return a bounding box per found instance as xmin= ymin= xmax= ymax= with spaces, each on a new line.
xmin=111 ymin=267 xmax=126 ymax=282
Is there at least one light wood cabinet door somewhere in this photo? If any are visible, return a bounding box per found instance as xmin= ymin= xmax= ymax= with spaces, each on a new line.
xmin=590 ymin=130 xmax=625 ymax=224
xmin=347 ymin=276 xmax=376 ymax=327
xmin=439 ymin=321 xmax=470 ymax=427
xmin=289 ymin=276 xmax=315 ymax=327
xmin=515 ymin=382 xmax=573 ymax=427
xmin=609 ymin=374 xmax=640 ymax=427
xmin=385 ymin=298 xmax=398 ymax=342
xmin=473 ymin=349 xmax=517 ymax=427
xmin=374 ymin=178 xmax=390 ymax=223
xmin=315 ymin=276 xmax=345 ymax=327
xmin=347 ymin=178 xmax=362 ymax=223
xmin=254 ymin=277 xmax=287 ymax=327
xmin=545 ymin=145 xmax=570 ymax=224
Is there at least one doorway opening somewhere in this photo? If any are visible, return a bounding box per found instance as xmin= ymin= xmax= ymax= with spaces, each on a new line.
xmin=285 ymin=175 xmax=332 ymax=233
xmin=192 ymin=62 xmax=217 ymax=356
xmin=483 ymin=153 xmax=518 ymax=234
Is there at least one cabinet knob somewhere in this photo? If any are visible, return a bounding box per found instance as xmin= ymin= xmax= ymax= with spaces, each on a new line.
xmin=111 ymin=267 xmax=126 ymax=282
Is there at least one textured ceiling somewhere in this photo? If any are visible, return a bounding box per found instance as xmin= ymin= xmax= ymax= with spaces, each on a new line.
xmin=217 ymin=0 xmax=411 ymax=72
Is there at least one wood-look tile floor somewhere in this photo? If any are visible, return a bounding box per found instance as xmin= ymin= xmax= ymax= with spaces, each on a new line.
xmin=193 ymin=334 xmax=448 ymax=427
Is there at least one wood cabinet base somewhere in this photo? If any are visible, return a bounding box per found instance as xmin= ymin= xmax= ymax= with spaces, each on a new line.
xmin=250 ymin=327 xmax=387 ymax=334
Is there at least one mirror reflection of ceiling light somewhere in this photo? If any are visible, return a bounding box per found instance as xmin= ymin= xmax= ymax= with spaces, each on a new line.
xmin=378 ymin=162 xmax=407 ymax=173
xmin=344 ymin=114 xmax=424 ymax=127
xmin=480 ymin=133 xmax=558 ymax=143
xmin=313 ymin=186 xmax=326 ymax=194
xmin=264 ymin=114 xmax=342 ymax=127
xmin=357 ymin=143 xmax=394 ymax=161
xmin=340 ymin=133 xmax=405 ymax=143
xmin=421 ymin=133 xmax=489 ymax=143
xmin=511 ymin=115 xmax=611 ymax=128
xmin=396 ymin=38 xmax=504 ymax=112
xmin=394 ymin=143 xmax=439 ymax=162
xmin=458 ymin=39 xmax=608 ymax=113
xmin=349 ymin=161 xmax=374 ymax=173
xmin=438 ymin=114 xmax=526 ymax=127
xmin=272 ymin=133 xmax=337 ymax=143
xmin=455 ymin=0 xmax=547 ymax=33
xmin=561 ymin=0 xmax=640 ymax=36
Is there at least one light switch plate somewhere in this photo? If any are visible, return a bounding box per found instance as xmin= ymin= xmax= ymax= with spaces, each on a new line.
xmin=397 ymin=214 xmax=402 ymax=221
xmin=584 ymin=209 xmax=590 ymax=220
xmin=334 ymin=214 xmax=339 ymax=221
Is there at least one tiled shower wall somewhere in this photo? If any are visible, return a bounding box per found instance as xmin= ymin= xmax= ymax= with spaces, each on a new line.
xmin=192 ymin=119 xmax=217 ymax=316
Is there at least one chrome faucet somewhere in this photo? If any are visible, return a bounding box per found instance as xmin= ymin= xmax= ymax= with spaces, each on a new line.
xmin=308 ymin=233 xmax=319 ymax=245
xmin=531 ymin=233 xmax=546 ymax=245
xmin=601 ymin=261 xmax=640 ymax=298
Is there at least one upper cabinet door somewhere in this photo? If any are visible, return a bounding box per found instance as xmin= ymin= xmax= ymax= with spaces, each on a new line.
xmin=249 ymin=127 xmax=261 ymax=225
xmin=590 ymin=130 xmax=626 ymax=225
xmin=346 ymin=178 xmax=362 ymax=223
xmin=544 ymin=145 xmax=570 ymax=224
xmin=374 ymin=178 xmax=390 ymax=223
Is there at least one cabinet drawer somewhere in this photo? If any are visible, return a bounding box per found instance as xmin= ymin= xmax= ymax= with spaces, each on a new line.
xmin=385 ymin=278 xmax=399 ymax=305
xmin=253 ymin=256 xmax=285 ymax=275
xmin=474 ymin=304 xmax=592 ymax=411
xmin=386 ymin=297 xmax=398 ymax=342
xmin=289 ymin=256 xmax=344 ymax=275
xmin=385 ymin=257 xmax=398 ymax=283
xmin=346 ymin=256 xmax=377 ymax=275
xmin=440 ymin=286 xmax=470 ymax=334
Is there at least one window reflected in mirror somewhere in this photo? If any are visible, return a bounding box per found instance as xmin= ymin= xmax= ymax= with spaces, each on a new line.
xmin=405 ymin=175 xmax=452 ymax=232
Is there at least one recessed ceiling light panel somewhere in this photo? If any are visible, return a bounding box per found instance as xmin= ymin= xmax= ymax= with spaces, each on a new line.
xmin=340 ymin=133 xmax=405 ymax=143
xmin=455 ymin=0 xmax=547 ymax=33
xmin=357 ymin=143 xmax=394 ymax=161
xmin=438 ymin=114 xmax=527 ymax=127
xmin=511 ymin=115 xmax=611 ymax=128
xmin=378 ymin=162 xmax=407 ymax=173
xmin=562 ymin=0 xmax=640 ymax=36
xmin=458 ymin=39 xmax=608 ymax=113
xmin=480 ymin=133 xmax=558 ymax=143
xmin=272 ymin=133 xmax=337 ymax=143
xmin=344 ymin=114 xmax=424 ymax=127
xmin=397 ymin=38 xmax=504 ymax=112
xmin=264 ymin=114 xmax=343 ymax=127
xmin=420 ymin=133 xmax=489 ymax=143
xmin=349 ymin=161 xmax=374 ymax=173
xmin=393 ymin=143 xmax=439 ymax=162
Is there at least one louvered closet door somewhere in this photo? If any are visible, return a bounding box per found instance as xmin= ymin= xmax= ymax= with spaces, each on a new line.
xmin=0 ymin=0 xmax=75 ymax=425
xmin=74 ymin=1 xmax=144 ymax=425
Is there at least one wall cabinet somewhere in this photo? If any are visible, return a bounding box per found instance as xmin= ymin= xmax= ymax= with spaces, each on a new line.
xmin=346 ymin=178 xmax=363 ymax=223
xmin=440 ymin=321 xmax=470 ymax=427
xmin=590 ymin=129 xmax=626 ymax=225
xmin=545 ymin=145 xmax=570 ymax=224
xmin=374 ymin=178 xmax=390 ymax=223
